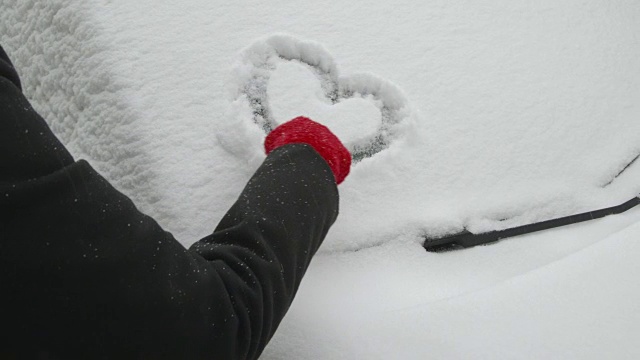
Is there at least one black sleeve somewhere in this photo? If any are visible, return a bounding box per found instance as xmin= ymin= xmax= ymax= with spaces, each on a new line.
xmin=0 ymin=47 xmax=338 ymax=359
xmin=0 ymin=45 xmax=22 ymax=90
xmin=190 ymin=143 xmax=339 ymax=358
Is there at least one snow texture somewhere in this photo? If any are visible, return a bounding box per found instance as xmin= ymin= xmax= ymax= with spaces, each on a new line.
xmin=2 ymin=0 xmax=640 ymax=358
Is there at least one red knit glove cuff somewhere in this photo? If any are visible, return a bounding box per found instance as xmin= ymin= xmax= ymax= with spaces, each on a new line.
xmin=264 ymin=116 xmax=352 ymax=184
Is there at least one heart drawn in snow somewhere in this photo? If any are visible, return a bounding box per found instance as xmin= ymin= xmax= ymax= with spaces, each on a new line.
xmin=226 ymin=34 xmax=414 ymax=163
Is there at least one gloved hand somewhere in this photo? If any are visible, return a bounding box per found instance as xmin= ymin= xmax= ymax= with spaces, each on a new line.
xmin=265 ymin=116 xmax=352 ymax=184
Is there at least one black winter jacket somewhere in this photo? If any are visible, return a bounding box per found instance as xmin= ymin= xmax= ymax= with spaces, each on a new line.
xmin=0 ymin=46 xmax=339 ymax=359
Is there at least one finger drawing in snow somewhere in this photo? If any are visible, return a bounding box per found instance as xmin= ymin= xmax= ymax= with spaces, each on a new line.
xmin=5 ymin=1 xmax=640 ymax=358
xmin=224 ymin=34 xmax=414 ymax=163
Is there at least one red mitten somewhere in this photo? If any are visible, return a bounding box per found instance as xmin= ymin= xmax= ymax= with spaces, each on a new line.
xmin=265 ymin=116 xmax=352 ymax=184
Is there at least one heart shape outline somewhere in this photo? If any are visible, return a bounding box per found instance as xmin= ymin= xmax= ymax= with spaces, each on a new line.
xmin=227 ymin=34 xmax=414 ymax=162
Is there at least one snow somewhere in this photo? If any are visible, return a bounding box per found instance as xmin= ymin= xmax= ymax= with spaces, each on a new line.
xmin=2 ymin=0 xmax=640 ymax=358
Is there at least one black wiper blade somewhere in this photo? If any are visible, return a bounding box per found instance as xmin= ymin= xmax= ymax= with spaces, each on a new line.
xmin=424 ymin=196 xmax=640 ymax=252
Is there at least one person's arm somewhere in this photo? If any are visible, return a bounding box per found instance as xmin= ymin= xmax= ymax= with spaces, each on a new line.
xmin=1 ymin=46 xmax=349 ymax=359
xmin=191 ymin=142 xmax=341 ymax=359
xmin=0 ymin=45 xmax=22 ymax=90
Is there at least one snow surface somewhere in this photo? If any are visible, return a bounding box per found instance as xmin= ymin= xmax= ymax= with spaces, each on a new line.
xmin=2 ymin=0 xmax=640 ymax=358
